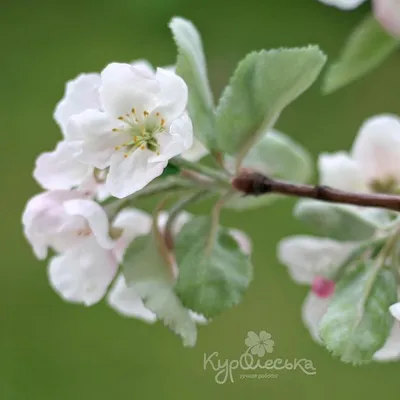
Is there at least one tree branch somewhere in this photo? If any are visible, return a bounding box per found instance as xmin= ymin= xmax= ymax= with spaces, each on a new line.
xmin=232 ymin=171 xmax=400 ymax=212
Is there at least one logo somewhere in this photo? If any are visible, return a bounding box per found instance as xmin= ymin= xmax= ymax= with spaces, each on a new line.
xmin=203 ymin=330 xmax=316 ymax=384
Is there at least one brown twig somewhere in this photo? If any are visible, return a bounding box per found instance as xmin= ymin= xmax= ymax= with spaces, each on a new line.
xmin=232 ymin=171 xmax=400 ymax=212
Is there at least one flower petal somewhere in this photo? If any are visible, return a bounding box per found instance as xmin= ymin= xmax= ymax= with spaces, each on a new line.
xmin=373 ymin=0 xmax=400 ymax=38
xmin=107 ymin=275 xmax=157 ymax=322
xmin=189 ymin=311 xmax=209 ymax=325
xmin=181 ymin=138 xmax=209 ymax=162
xmin=373 ymin=322 xmax=400 ymax=362
xmin=34 ymin=141 xmax=91 ymax=190
xmin=301 ymin=292 xmax=330 ymax=344
xmin=107 ymin=150 xmax=167 ymax=198
xmin=318 ymin=0 xmax=367 ymax=9
xmin=154 ymin=68 xmax=188 ymax=121
xmin=278 ymin=235 xmax=354 ymax=284
xmin=67 ymin=109 xmax=129 ymax=169
xmin=63 ymin=199 xmax=114 ymax=249
xmin=318 ymin=151 xmax=368 ymax=192
xmin=150 ymin=112 xmax=193 ymax=162
xmin=390 ymin=302 xmax=400 ymax=321
xmin=130 ymin=59 xmax=155 ymax=77
xmin=54 ymin=73 xmax=101 ymax=134
xmin=48 ymin=239 xmax=117 ymax=306
xmin=228 ymin=228 xmax=252 ymax=255
xmin=113 ymin=208 xmax=152 ymax=261
xmin=352 ymin=114 xmax=400 ymax=184
xmin=100 ymin=62 xmax=159 ymax=117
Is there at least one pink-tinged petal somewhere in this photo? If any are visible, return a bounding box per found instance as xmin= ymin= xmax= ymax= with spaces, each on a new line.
xmin=352 ymin=115 xmax=400 ymax=184
xmin=107 ymin=150 xmax=167 ymax=198
xmin=100 ymin=63 xmax=159 ymax=118
xmin=390 ymin=302 xmax=400 ymax=321
xmin=228 ymin=228 xmax=252 ymax=255
xmin=318 ymin=152 xmax=368 ymax=192
xmin=130 ymin=59 xmax=155 ymax=78
xmin=318 ymin=0 xmax=367 ymax=9
xmin=63 ymin=199 xmax=113 ymax=249
xmin=54 ymin=73 xmax=101 ymax=134
xmin=34 ymin=141 xmax=90 ymax=190
xmin=77 ymin=170 xmax=109 ymax=201
xmin=107 ymin=275 xmax=157 ymax=322
xmin=278 ymin=235 xmax=354 ymax=284
xmin=150 ymin=113 xmax=193 ymax=162
xmin=113 ymin=208 xmax=152 ymax=260
xmin=154 ymin=68 xmax=188 ymax=121
xmin=48 ymin=239 xmax=118 ymax=306
xmin=373 ymin=0 xmax=400 ymax=38
xmin=373 ymin=322 xmax=400 ymax=361
xmin=302 ymin=292 xmax=330 ymax=344
xmin=67 ymin=109 xmax=130 ymax=169
xmin=181 ymin=138 xmax=209 ymax=162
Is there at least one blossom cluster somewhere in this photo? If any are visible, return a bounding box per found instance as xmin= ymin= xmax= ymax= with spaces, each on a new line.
xmin=279 ymin=114 xmax=400 ymax=361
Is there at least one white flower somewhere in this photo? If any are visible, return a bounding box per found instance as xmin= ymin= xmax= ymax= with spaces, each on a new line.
xmin=279 ymin=235 xmax=400 ymax=361
xmin=47 ymin=206 xmax=151 ymax=306
xmin=22 ymin=190 xmax=113 ymax=259
xmin=390 ymin=302 xmax=400 ymax=320
xmin=373 ymin=0 xmax=400 ymax=38
xmin=67 ymin=62 xmax=193 ymax=198
xmin=319 ymin=114 xmax=400 ymax=193
xmin=318 ymin=0 xmax=366 ymax=9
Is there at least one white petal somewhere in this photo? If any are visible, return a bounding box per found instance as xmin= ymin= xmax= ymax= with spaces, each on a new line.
xmin=228 ymin=229 xmax=252 ymax=255
xmin=67 ymin=109 xmax=129 ymax=169
xmin=48 ymin=240 xmax=117 ymax=306
xmin=373 ymin=0 xmax=400 ymax=38
xmin=34 ymin=141 xmax=90 ymax=190
xmin=278 ymin=235 xmax=354 ymax=284
xmin=130 ymin=59 xmax=155 ymax=77
xmin=352 ymin=115 xmax=400 ymax=184
xmin=390 ymin=302 xmax=400 ymax=320
xmin=150 ymin=113 xmax=193 ymax=162
xmin=107 ymin=150 xmax=167 ymax=198
xmin=154 ymin=68 xmax=188 ymax=121
xmin=113 ymin=208 xmax=152 ymax=260
xmin=77 ymin=170 xmax=109 ymax=201
xmin=100 ymin=62 xmax=159 ymax=117
xmin=301 ymin=292 xmax=330 ymax=344
xmin=373 ymin=322 xmax=400 ymax=361
xmin=189 ymin=311 xmax=209 ymax=325
xmin=54 ymin=73 xmax=101 ymax=134
xmin=181 ymin=138 xmax=209 ymax=162
xmin=107 ymin=275 xmax=157 ymax=322
xmin=63 ymin=199 xmax=113 ymax=249
xmin=318 ymin=0 xmax=367 ymax=9
xmin=318 ymin=152 xmax=368 ymax=192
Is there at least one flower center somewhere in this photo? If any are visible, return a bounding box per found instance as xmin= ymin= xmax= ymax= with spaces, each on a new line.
xmin=113 ymin=108 xmax=166 ymax=158
xmin=370 ymin=177 xmax=400 ymax=194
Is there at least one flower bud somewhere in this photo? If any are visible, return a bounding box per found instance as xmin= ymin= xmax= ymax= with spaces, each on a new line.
xmin=311 ymin=276 xmax=335 ymax=298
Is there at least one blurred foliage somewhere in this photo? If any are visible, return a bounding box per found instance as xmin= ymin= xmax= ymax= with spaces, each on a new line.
xmin=1 ymin=0 xmax=400 ymax=399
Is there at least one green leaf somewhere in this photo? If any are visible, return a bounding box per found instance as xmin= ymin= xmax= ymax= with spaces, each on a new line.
xmin=215 ymin=47 xmax=326 ymax=156
xmin=175 ymin=216 xmax=253 ymax=317
xmin=123 ymin=235 xmax=197 ymax=347
xmin=160 ymin=162 xmax=180 ymax=178
xmin=169 ymin=17 xmax=215 ymax=148
xmin=225 ymin=130 xmax=313 ymax=210
xmin=319 ymin=264 xmax=397 ymax=364
xmin=294 ymin=199 xmax=381 ymax=241
xmin=323 ymin=14 xmax=399 ymax=94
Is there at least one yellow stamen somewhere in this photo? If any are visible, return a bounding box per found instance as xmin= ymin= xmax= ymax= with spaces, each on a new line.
xmin=161 ymin=119 xmax=165 ymax=126
xmin=118 ymin=116 xmax=124 ymax=120
xmin=131 ymin=108 xmax=136 ymax=114
xmin=140 ymin=145 xmax=145 ymax=150
xmin=112 ymin=128 xmax=118 ymax=132
xmin=114 ymin=146 xmax=121 ymax=150
xmin=124 ymin=154 xmax=128 ymax=158
xmin=144 ymin=110 xmax=149 ymax=117
xmin=156 ymin=112 xmax=160 ymax=117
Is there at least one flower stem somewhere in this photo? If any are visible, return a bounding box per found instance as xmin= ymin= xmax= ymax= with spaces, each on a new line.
xmin=232 ymin=171 xmax=400 ymax=212
xmin=171 ymin=156 xmax=230 ymax=185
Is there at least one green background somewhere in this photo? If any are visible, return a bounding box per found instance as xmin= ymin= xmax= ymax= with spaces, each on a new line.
xmin=2 ymin=0 xmax=400 ymax=398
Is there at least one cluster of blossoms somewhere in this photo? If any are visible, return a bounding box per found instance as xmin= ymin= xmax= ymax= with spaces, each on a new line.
xmin=22 ymin=57 xmax=251 ymax=326
xmin=279 ymin=114 xmax=400 ymax=361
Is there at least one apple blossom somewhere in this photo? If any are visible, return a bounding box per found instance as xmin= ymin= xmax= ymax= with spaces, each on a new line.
xmin=319 ymin=114 xmax=400 ymax=194
xmin=373 ymin=0 xmax=400 ymax=38
xmin=65 ymin=62 xmax=194 ymax=198
xmin=318 ymin=0 xmax=367 ymax=9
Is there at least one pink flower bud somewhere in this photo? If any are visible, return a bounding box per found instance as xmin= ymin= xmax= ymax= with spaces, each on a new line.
xmin=373 ymin=0 xmax=400 ymax=38
xmin=311 ymin=276 xmax=335 ymax=298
